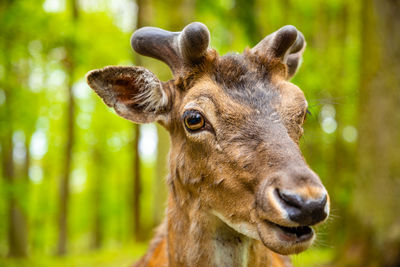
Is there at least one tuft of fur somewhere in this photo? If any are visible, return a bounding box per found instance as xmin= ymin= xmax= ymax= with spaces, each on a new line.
xmin=133 ymin=68 xmax=168 ymax=113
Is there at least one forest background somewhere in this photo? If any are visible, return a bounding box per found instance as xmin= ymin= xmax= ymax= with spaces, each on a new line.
xmin=1 ymin=0 xmax=399 ymax=266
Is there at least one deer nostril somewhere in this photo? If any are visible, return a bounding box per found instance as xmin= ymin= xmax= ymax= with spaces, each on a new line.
xmin=276 ymin=189 xmax=328 ymax=226
xmin=278 ymin=190 xmax=303 ymax=209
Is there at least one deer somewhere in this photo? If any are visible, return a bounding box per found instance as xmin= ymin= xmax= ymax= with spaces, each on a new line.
xmin=86 ymin=22 xmax=330 ymax=267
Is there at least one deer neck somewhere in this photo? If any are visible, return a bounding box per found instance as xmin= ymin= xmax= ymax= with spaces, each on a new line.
xmin=166 ymin=183 xmax=252 ymax=267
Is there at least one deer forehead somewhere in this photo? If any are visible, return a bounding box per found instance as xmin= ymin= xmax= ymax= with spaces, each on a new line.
xmin=179 ymin=77 xmax=252 ymax=117
xmin=174 ymin=70 xmax=306 ymax=131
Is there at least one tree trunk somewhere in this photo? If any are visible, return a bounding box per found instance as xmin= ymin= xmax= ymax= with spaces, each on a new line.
xmin=153 ymin=125 xmax=169 ymax=226
xmin=8 ymin=197 xmax=28 ymax=257
xmin=162 ymin=0 xmax=194 ymax=30
xmin=2 ymin=129 xmax=28 ymax=258
xmin=234 ymin=0 xmax=261 ymax=45
xmin=56 ymin=0 xmax=79 ymax=255
xmin=337 ymin=0 xmax=400 ymax=266
xmin=1 ymin=37 xmax=28 ymax=257
xmin=132 ymin=124 xmax=142 ymax=241
xmin=56 ymin=64 xmax=75 ymax=256
xmin=91 ymin=146 xmax=104 ymax=250
xmin=130 ymin=0 xmax=150 ymax=242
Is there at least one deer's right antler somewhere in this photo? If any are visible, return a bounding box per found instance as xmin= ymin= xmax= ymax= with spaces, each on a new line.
xmin=131 ymin=22 xmax=210 ymax=75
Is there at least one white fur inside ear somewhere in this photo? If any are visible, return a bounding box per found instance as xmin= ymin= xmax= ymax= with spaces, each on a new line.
xmin=134 ymin=68 xmax=168 ymax=113
xmin=115 ymin=102 xmax=131 ymax=116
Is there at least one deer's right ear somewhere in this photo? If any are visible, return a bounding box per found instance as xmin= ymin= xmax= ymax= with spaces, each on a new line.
xmin=86 ymin=66 xmax=169 ymax=123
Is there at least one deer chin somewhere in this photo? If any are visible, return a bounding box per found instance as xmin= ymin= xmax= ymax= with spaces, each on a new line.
xmin=256 ymin=219 xmax=315 ymax=255
xmin=212 ymin=210 xmax=260 ymax=240
xmin=212 ymin=210 xmax=315 ymax=255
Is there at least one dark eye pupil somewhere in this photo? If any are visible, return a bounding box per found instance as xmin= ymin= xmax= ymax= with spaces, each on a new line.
xmin=183 ymin=111 xmax=205 ymax=131
xmin=187 ymin=114 xmax=202 ymax=125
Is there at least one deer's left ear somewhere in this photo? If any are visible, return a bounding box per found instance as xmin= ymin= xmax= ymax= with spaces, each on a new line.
xmin=86 ymin=66 xmax=169 ymax=123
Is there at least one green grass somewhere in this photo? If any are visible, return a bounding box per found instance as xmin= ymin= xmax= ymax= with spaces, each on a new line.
xmin=0 ymin=243 xmax=147 ymax=267
xmin=291 ymin=247 xmax=333 ymax=267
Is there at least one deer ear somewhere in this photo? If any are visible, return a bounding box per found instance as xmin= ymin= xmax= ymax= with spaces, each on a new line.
xmin=86 ymin=66 xmax=169 ymax=123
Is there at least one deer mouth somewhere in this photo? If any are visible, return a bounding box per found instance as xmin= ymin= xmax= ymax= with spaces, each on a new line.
xmin=267 ymin=221 xmax=313 ymax=242
xmin=256 ymin=219 xmax=315 ymax=255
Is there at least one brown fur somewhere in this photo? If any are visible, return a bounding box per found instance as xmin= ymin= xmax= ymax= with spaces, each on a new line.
xmin=87 ymin=23 xmax=329 ymax=267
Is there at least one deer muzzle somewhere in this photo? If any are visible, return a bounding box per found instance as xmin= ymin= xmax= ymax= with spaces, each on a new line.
xmin=254 ymin=165 xmax=329 ymax=254
xmin=257 ymin=166 xmax=329 ymax=225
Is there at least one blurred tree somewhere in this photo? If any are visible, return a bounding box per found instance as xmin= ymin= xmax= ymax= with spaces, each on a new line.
xmin=130 ymin=0 xmax=148 ymax=242
xmin=336 ymin=0 xmax=400 ymax=265
xmin=132 ymin=111 xmax=142 ymax=241
xmin=0 ymin=61 xmax=28 ymax=257
xmin=0 ymin=0 xmax=33 ymax=258
xmin=91 ymin=144 xmax=105 ymax=250
xmin=56 ymin=0 xmax=79 ymax=255
xmin=154 ymin=125 xmax=169 ymax=226
xmin=161 ymin=0 xmax=194 ymax=30
xmin=234 ymin=0 xmax=261 ymax=45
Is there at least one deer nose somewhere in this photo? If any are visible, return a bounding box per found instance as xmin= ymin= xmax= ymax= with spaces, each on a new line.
xmin=277 ymin=189 xmax=328 ymax=225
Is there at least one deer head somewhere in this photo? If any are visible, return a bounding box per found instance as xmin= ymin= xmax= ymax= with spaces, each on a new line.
xmin=87 ymin=22 xmax=329 ymax=256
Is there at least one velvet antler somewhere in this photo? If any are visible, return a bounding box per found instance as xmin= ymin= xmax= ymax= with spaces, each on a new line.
xmin=131 ymin=22 xmax=210 ymax=75
xmin=252 ymin=25 xmax=306 ymax=79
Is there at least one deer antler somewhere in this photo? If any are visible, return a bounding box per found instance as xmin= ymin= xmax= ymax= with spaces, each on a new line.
xmin=251 ymin=25 xmax=305 ymax=78
xmin=131 ymin=22 xmax=210 ymax=75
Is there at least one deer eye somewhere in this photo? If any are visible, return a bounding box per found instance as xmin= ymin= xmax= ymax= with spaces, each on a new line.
xmin=183 ymin=110 xmax=205 ymax=132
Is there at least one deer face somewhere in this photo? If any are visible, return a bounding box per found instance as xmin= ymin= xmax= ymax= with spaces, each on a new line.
xmin=87 ymin=23 xmax=329 ymax=255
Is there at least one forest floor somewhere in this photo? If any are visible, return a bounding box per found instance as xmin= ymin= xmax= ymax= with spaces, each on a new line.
xmin=0 ymin=245 xmax=332 ymax=266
